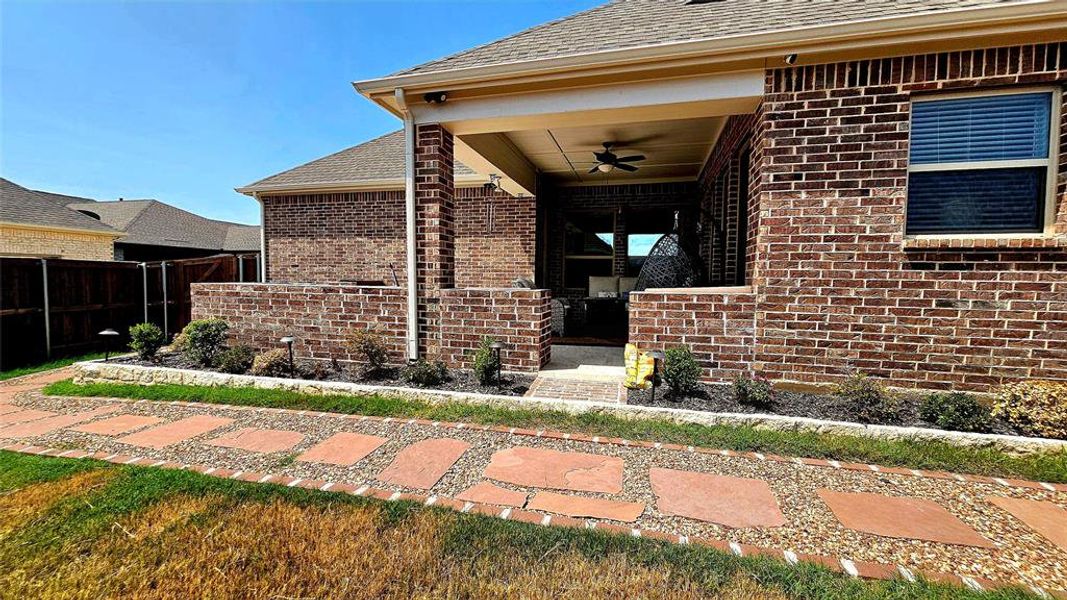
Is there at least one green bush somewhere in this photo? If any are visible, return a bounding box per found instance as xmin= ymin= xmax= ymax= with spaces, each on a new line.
xmin=346 ymin=329 xmax=390 ymax=378
xmin=472 ymin=337 xmax=501 ymax=386
xmin=993 ymin=380 xmax=1067 ymax=439
xmin=250 ymin=348 xmax=291 ymax=378
xmin=401 ymin=359 xmax=448 ymax=386
xmin=176 ymin=318 xmax=229 ymax=367
xmin=216 ymin=345 xmax=254 ymax=375
xmin=833 ymin=371 xmax=898 ymax=424
xmin=662 ymin=346 xmax=702 ymax=398
xmin=734 ymin=373 xmax=774 ymax=409
xmin=919 ymin=392 xmax=992 ymax=433
xmin=128 ymin=322 xmax=166 ymax=362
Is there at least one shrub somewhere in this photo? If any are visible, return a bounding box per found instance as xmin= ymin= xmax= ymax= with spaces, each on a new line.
xmin=472 ymin=337 xmax=501 ymax=386
xmin=250 ymin=348 xmax=291 ymax=378
xmin=176 ymin=318 xmax=229 ymax=367
xmin=734 ymin=373 xmax=774 ymax=409
xmin=662 ymin=346 xmax=701 ymax=398
xmin=216 ymin=345 xmax=254 ymax=375
xmin=346 ymin=329 xmax=390 ymax=378
xmin=993 ymin=380 xmax=1067 ymax=439
xmin=401 ymin=359 xmax=448 ymax=386
xmin=833 ymin=371 xmax=898 ymax=424
xmin=919 ymin=392 xmax=992 ymax=433
xmin=128 ymin=322 xmax=166 ymax=362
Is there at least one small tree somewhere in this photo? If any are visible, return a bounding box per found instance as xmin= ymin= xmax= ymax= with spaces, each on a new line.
xmin=128 ymin=322 xmax=166 ymax=362
xmin=662 ymin=346 xmax=701 ymax=398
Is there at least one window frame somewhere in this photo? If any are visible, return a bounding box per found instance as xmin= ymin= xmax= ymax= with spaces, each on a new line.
xmin=562 ymin=211 xmax=616 ymax=290
xmin=905 ymin=86 xmax=1061 ymax=239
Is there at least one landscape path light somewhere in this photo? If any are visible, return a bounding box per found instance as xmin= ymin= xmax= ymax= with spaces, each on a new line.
xmin=99 ymin=329 xmax=120 ymax=362
xmin=280 ymin=336 xmax=296 ymax=375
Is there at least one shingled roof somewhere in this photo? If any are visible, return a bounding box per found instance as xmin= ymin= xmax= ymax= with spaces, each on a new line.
xmin=238 ymin=129 xmax=475 ymax=193
xmin=394 ymin=0 xmax=1027 ymax=76
xmin=0 ymin=178 xmax=121 ymax=235
xmin=64 ymin=199 xmax=260 ymax=252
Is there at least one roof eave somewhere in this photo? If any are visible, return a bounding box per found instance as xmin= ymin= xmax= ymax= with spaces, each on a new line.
xmin=236 ymin=173 xmax=487 ymax=197
xmin=353 ymin=0 xmax=1065 ymax=98
xmin=0 ymin=220 xmax=125 ymax=238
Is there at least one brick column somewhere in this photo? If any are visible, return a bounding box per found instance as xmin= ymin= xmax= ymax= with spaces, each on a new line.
xmin=414 ymin=124 xmax=456 ymax=358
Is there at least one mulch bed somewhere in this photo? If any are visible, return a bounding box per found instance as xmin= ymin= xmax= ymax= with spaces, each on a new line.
xmin=116 ymin=354 xmax=534 ymax=397
xmin=626 ymin=383 xmax=1024 ymax=436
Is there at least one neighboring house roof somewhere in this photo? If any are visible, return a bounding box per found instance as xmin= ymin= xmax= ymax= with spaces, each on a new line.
xmin=0 ymin=178 xmax=121 ymax=235
xmin=63 ymin=199 xmax=259 ymax=252
xmin=238 ymin=129 xmax=476 ymax=194
xmin=394 ymin=0 xmax=1028 ymax=76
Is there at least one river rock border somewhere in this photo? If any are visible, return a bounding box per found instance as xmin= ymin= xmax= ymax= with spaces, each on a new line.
xmin=71 ymin=360 xmax=1066 ymax=456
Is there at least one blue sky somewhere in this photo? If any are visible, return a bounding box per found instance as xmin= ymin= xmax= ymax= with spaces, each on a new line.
xmin=1 ymin=0 xmax=599 ymax=224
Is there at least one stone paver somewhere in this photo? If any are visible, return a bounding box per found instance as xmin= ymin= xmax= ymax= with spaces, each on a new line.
xmin=484 ymin=446 xmax=624 ymax=494
xmin=527 ymin=491 xmax=644 ymax=522
xmin=0 ymin=405 xmax=24 ymax=415
xmin=988 ymin=496 xmax=1067 ymax=552
xmin=206 ymin=427 xmax=304 ymax=453
xmin=650 ymin=467 xmax=787 ymax=528
xmin=818 ymin=490 xmax=994 ymax=548
xmin=0 ymin=405 xmax=120 ymax=438
xmin=377 ymin=438 xmax=471 ymax=489
xmin=116 ymin=415 xmax=234 ymax=449
xmin=297 ymin=432 xmax=387 ymax=466
xmin=70 ymin=414 xmax=162 ymax=436
xmin=456 ymin=482 xmax=528 ymax=508
xmin=0 ymin=409 xmax=56 ymax=425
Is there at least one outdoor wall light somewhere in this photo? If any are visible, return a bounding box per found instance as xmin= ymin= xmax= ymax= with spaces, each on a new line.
xmin=280 ymin=336 xmax=296 ymax=375
xmin=489 ymin=341 xmax=504 ymax=385
xmin=99 ymin=328 xmax=120 ymax=362
xmin=649 ymin=350 xmax=666 ymax=404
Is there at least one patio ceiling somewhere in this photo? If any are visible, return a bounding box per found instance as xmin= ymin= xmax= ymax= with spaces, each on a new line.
xmin=504 ymin=116 xmax=724 ymax=185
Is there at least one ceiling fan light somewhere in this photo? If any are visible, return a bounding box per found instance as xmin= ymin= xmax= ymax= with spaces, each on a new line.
xmin=597 ymin=163 xmax=614 ymax=173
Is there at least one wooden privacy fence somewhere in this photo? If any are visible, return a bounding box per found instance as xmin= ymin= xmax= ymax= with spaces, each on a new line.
xmin=0 ymin=254 xmax=259 ymax=370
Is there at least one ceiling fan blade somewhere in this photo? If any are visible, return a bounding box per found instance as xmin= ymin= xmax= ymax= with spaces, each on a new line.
xmin=615 ymin=163 xmax=638 ymax=172
xmin=616 ymin=154 xmax=646 ymax=162
xmin=588 ymin=165 xmax=602 ymax=174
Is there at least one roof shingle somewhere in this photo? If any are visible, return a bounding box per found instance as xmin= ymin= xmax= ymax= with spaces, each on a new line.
xmin=0 ymin=178 xmax=120 ymax=235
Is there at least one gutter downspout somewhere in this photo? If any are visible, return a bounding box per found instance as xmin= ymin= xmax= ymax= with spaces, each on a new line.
xmin=396 ymin=88 xmax=419 ymax=361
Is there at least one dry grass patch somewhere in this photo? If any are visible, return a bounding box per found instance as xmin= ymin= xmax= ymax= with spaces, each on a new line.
xmin=0 ymin=469 xmax=116 ymax=537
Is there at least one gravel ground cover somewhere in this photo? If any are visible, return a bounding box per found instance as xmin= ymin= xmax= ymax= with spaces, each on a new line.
xmin=628 ymin=384 xmax=1024 ymax=436
xmin=5 ymin=389 xmax=1065 ymax=591
xmin=116 ymin=353 xmax=535 ymax=396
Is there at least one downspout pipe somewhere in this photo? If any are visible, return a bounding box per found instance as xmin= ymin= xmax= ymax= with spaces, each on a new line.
xmin=395 ymin=88 xmax=419 ymax=361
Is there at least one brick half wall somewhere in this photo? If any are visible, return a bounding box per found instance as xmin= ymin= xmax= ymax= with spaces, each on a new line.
xmin=191 ymin=283 xmax=407 ymax=365
xmin=629 ymin=287 xmax=757 ymax=382
xmin=439 ymin=288 xmax=551 ymax=372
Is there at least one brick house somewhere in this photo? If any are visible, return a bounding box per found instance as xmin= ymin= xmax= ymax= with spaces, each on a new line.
xmin=204 ymin=0 xmax=1067 ymax=392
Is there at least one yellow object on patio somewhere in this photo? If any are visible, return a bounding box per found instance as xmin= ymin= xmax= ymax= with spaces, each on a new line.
xmin=623 ymin=343 xmax=655 ymax=390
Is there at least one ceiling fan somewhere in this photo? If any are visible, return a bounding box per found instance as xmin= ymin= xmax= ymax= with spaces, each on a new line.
xmin=588 ymin=142 xmax=645 ymax=173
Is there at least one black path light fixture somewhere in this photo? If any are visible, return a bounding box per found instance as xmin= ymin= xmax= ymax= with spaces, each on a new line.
xmin=99 ymin=329 xmax=120 ymax=362
xmin=489 ymin=340 xmax=505 ymax=385
xmin=649 ymin=350 xmax=666 ymax=404
xmin=280 ymin=335 xmax=296 ymax=375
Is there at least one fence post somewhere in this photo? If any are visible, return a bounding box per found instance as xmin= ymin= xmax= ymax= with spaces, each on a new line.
xmin=141 ymin=262 xmax=148 ymax=324
xmin=40 ymin=259 xmax=51 ymax=359
xmin=161 ymin=262 xmax=169 ymax=337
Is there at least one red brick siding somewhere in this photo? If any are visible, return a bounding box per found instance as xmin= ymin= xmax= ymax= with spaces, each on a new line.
xmin=699 ymin=115 xmax=757 ymax=286
xmin=629 ymin=288 xmax=757 ymax=382
xmin=750 ymin=42 xmax=1067 ymax=391
xmin=455 ymin=187 xmax=537 ymax=287
xmin=262 ymin=191 xmax=405 ymax=285
xmin=414 ymin=124 xmax=456 ymax=359
xmin=191 ymin=282 xmax=407 ymax=365
xmin=439 ymin=288 xmax=551 ymax=372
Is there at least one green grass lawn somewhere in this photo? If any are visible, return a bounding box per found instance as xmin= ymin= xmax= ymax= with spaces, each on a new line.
xmin=0 ymin=353 xmax=106 ymax=382
xmin=0 ymin=450 xmax=1043 ymax=599
xmin=44 ymin=379 xmax=1067 ymax=483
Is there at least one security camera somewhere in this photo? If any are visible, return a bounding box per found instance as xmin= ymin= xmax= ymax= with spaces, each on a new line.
xmin=423 ymin=91 xmax=448 ymax=104
xmin=784 ymin=53 xmax=798 ymax=65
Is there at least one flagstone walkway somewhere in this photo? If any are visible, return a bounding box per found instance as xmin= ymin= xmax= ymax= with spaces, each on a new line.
xmin=2 ymin=369 xmax=1066 ymax=596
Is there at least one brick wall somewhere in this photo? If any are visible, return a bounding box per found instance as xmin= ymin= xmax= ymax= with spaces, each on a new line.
xmin=262 ymin=191 xmax=405 ymax=285
xmin=455 ymin=187 xmax=537 ymax=287
xmin=749 ymin=42 xmax=1067 ymax=390
xmin=0 ymin=225 xmax=114 ymax=260
xmin=699 ymin=115 xmax=757 ymax=286
xmin=438 ymin=288 xmax=551 ymax=372
xmin=191 ymin=282 xmax=407 ymax=365
xmin=629 ymin=287 xmax=757 ymax=382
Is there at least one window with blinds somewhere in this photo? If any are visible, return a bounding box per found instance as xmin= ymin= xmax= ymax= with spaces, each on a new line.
xmin=906 ymin=90 xmax=1057 ymax=235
